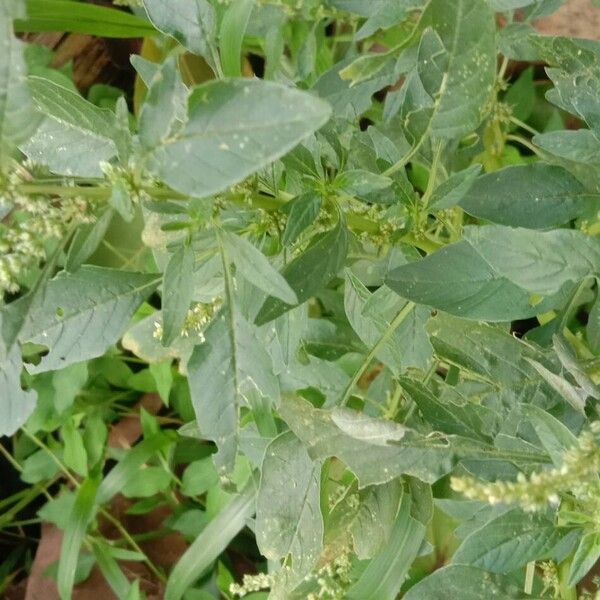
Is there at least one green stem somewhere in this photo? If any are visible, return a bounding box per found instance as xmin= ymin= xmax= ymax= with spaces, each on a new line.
xmin=524 ymin=561 xmax=535 ymax=595
xmin=558 ymin=559 xmax=577 ymax=600
xmin=341 ymin=301 xmax=416 ymax=406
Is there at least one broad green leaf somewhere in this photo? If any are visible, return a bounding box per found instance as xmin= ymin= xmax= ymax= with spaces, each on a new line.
xmin=452 ymin=508 xmax=567 ymax=572
xmin=62 ymin=420 xmax=88 ymax=477
xmin=66 ymin=208 xmax=114 ymax=272
xmin=428 ymin=164 xmax=482 ymax=210
xmin=351 ymin=480 xmax=403 ymax=560
xmin=0 ymin=329 xmax=36 ymax=436
xmin=460 ymin=164 xmax=594 ymax=228
xmin=220 ymin=0 xmax=253 ymax=77
xmin=162 ymin=244 xmax=195 ymax=346
xmin=426 ymin=314 xmax=556 ymax=403
xmin=22 ymin=77 xmax=118 ymax=177
xmin=143 ymin=0 xmax=218 ymax=68
xmin=164 ymin=483 xmax=256 ymax=600
xmin=58 ymin=475 xmax=99 ymax=600
xmin=399 ymin=377 xmax=488 ymax=441
xmin=534 ymin=129 xmax=600 ymax=165
xmin=345 ymin=274 xmax=432 ymax=373
xmin=280 ymin=396 xmax=455 ymax=485
xmin=222 ymin=232 xmax=297 ymax=305
xmin=346 ymin=493 xmax=426 ymax=600
xmin=0 ymin=3 xmax=38 ymax=158
xmin=588 ymin=288 xmax=600 ymax=353
xmin=386 ymin=226 xmax=599 ymax=321
xmin=522 ymin=404 xmax=578 ymax=467
xmin=146 ymin=78 xmax=331 ymax=198
xmin=255 ymin=218 xmax=348 ymax=325
xmin=256 ymin=431 xmax=322 ymax=578
xmin=187 ymin=296 xmax=279 ymax=474
xmin=138 ymin=56 xmax=187 ymax=150
xmin=404 ymin=565 xmax=538 ymax=599
xmin=533 ymin=36 xmax=600 ymax=138
xmin=17 ymin=0 xmax=155 ymax=37
xmin=18 ymin=267 xmax=160 ymax=373
xmin=407 ymin=0 xmax=496 ymax=140
xmin=282 ymin=193 xmax=322 ymax=246
xmin=568 ymin=531 xmax=600 ymax=586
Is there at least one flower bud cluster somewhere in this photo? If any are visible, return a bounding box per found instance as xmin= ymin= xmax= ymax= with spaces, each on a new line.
xmin=229 ymin=572 xmax=273 ymax=597
xmin=451 ymin=422 xmax=600 ymax=513
xmin=153 ymin=299 xmax=223 ymax=343
xmin=0 ymin=175 xmax=92 ymax=297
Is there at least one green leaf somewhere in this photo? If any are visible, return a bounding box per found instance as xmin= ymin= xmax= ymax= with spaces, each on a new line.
xmin=404 ymin=565 xmax=537 ymax=599
xmin=452 ymin=508 xmax=566 ymax=572
xmin=66 ymin=208 xmax=114 ymax=272
xmin=188 ymin=309 xmax=278 ymax=474
xmin=522 ymin=404 xmax=578 ymax=467
xmin=221 ymin=232 xmax=298 ymax=305
xmin=58 ymin=475 xmax=99 ymax=600
xmin=146 ymin=78 xmax=331 ymax=198
xmin=22 ymin=77 xmax=119 ymax=177
xmin=399 ymin=377 xmax=488 ymax=441
xmin=142 ymin=0 xmax=218 ymax=68
xmin=164 ymin=483 xmax=256 ymax=600
xmin=256 ymin=431 xmax=323 ymax=578
xmin=181 ymin=458 xmax=219 ymax=497
xmin=220 ymin=0 xmax=254 ymax=77
xmin=62 ymin=420 xmax=88 ymax=477
xmin=97 ymin=433 xmax=173 ymax=504
xmin=406 ymin=0 xmax=496 ymax=141
xmin=459 ymin=164 xmax=594 ymax=228
xmin=17 ymin=0 xmax=155 ymax=37
xmin=255 ymin=217 xmax=349 ymax=325
xmin=282 ymin=192 xmax=322 ymax=246
xmin=386 ymin=225 xmax=599 ymax=321
xmin=280 ymin=396 xmax=455 ymax=486
xmin=0 ymin=4 xmax=38 ymax=158
xmin=0 ymin=317 xmax=36 ymax=436
xmin=588 ymin=287 xmax=600 ymax=353
xmin=162 ymin=244 xmax=195 ymax=346
xmin=346 ymin=492 xmax=426 ymax=600
xmin=350 ymin=480 xmax=403 ymax=560
xmin=426 ymin=313 xmax=556 ymax=403
xmin=568 ymin=531 xmax=600 ymax=586
xmin=534 ymin=129 xmax=600 ymax=165
xmin=19 ymin=267 xmax=160 ymax=373
xmin=138 ymin=56 xmax=187 ymax=151
xmin=428 ymin=164 xmax=482 ymax=210
xmin=92 ymin=540 xmax=131 ymax=599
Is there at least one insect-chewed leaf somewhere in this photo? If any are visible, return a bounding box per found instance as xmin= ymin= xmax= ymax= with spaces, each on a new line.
xmin=256 ymin=431 xmax=323 ymax=579
xmin=18 ymin=267 xmax=160 ymax=373
xmin=146 ymin=78 xmax=331 ymax=198
xmin=279 ymin=396 xmax=455 ymax=486
xmin=386 ymin=225 xmax=600 ymax=321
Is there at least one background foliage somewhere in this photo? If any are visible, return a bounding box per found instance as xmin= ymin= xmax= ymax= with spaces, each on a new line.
xmin=2 ymin=0 xmax=600 ymax=598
